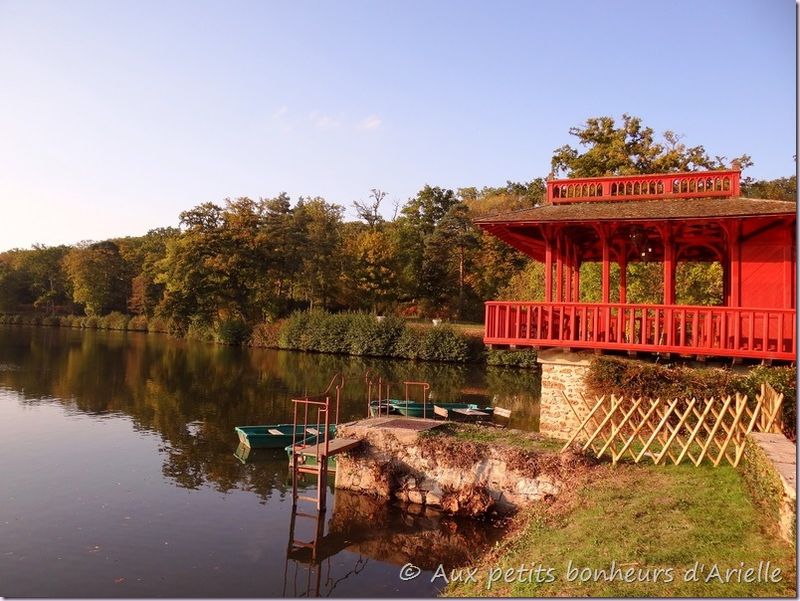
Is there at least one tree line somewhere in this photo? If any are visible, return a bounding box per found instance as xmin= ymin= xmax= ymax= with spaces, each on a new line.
xmin=0 ymin=115 xmax=795 ymax=335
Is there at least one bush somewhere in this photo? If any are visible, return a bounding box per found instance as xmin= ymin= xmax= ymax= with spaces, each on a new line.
xmin=214 ymin=318 xmax=251 ymax=345
xmin=100 ymin=312 xmax=129 ymax=331
xmin=278 ymin=311 xmax=310 ymax=350
xmin=275 ymin=310 xmax=478 ymax=362
xmin=487 ymin=348 xmax=538 ymax=368
xmin=127 ymin=315 xmax=148 ymax=331
xmin=82 ymin=316 xmax=99 ymax=329
xmin=417 ymin=326 xmax=472 ymax=362
xmin=347 ymin=314 xmax=404 ymax=356
xmin=147 ymin=316 xmax=171 ymax=333
xmin=393 ymin=327 xmax=423 ymax=359
xmin=41 ymin=316 xmax=61 ymax=327
xmin=737 ymin=366 xmax=796 ymax=440
xmin=586 ymin=357 xmax=796 ymax=440
xmin=249 ymin=321 xmax=283 ymax=347
xmin=186 ymin=317 xmax=214 ymax=342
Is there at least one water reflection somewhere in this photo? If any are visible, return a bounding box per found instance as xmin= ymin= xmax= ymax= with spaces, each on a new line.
xmin=284 ymin=491 xmax=505 ymax=597
xmin=0 ymin=326 xmax=539 ymax=496
xmin=0 ymin=325 xmax=537 ymax=597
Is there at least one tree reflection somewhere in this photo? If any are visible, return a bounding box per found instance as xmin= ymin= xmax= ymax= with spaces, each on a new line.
xmin=0 ymin=326 xmax=540 ymax=496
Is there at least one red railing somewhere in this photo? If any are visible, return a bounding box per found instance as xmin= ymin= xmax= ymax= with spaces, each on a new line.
xmin=485 ymin=301 xmax=796 ymax=361
xmin=547 ymin=170 xmax=740 ymax=204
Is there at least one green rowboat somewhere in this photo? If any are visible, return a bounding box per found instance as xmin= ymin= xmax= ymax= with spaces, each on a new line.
xmin=235 ymin=424 xmax=336 ymax=449
xmin=389 ymin=401 xmax=489 ymax=418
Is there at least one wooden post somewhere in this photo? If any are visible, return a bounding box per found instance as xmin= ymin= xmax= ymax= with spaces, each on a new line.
xmin=556 ymin=234 xmax=564 ymax=303
xmin=784 ymin=222 xmax=793 ymax=309
xmin=544 ymin=230 xmax=553 ymax=302
xmin=662 ymin=223 xmax=675 ymax=305
xmin=564 ymin=239 xmax=572 ymax=302
xmin=728 ymin=220 xmax=742 ymax=307
xmin=619 ymin=243 xmax=628 ymax=304
xmin=573 ymin=246 xmax=581 ymax=302
xmin=601 ymin=226 xmax=610 ymax=304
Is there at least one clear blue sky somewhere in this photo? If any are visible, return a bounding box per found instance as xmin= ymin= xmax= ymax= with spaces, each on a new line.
xmin=0 ymin=0 xmax=795 ymax=250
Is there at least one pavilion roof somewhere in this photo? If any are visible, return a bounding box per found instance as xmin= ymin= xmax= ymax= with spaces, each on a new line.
xmin=473 ymin=197 xmax=796 ymax=226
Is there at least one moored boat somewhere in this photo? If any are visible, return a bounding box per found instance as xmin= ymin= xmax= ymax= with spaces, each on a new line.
xmin=390 ymin=401 xmax=491 ymax=418
xmin=235 ymin=424 xmax=336 ymax=449
xmin=368 ymin=399 xmax=400 ymax=417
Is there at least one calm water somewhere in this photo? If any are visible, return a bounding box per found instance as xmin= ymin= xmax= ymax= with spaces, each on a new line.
xmin=0 ymin=325 xmax=540 ymax=597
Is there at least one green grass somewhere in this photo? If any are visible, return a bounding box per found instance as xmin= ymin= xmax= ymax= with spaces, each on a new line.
xmin=405 ymin=318 xmax=484 ymax=338
xmin=421 ymin=423 xmax=563 ymax=453
xmin=444 ymin=463 xmax=796 ymax=597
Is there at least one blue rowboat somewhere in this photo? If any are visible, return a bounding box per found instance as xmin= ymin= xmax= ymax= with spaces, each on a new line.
xmin=235 ymin=424 xmax=336 ymax=449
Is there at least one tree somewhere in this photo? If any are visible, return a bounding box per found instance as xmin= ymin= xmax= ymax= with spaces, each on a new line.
xmin=396 ymin=186 xmax=459 ymax=307
xmin=64 ymin=241 xmax=128 ymax=315
xmin=551 ymin=114 xmax=749 ymax=178
xmin=426 ymin=203 xmax=481 ymax=319
xmin=292 ymin=196 xmax=344 ymax=309
xmin=353 ymin=189 xmax=387 ymax=228
xmin=119 ymin=228 xmax=178 ymax=316
xmin=741 ymin=175 xmax=797 ymax=201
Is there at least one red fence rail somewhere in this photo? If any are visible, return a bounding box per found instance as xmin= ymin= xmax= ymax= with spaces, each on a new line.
xmin=547 ymin=170 xmax=740 ymax=204
xmin=484 ymin=301 xmax=795 ymax=361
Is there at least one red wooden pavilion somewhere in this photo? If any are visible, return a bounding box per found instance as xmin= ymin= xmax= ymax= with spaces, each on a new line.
xmin=476 ymin=170 xmax=796 ymax=361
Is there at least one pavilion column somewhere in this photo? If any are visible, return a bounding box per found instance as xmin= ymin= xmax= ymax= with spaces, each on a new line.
xmin=600 ymin=226 xmax=611 ymax=304
xmin=728 ymin=221 xmax=742 ymax=308
xmin=555 ymin=234 xmax=564 ymax=303
xmin=572 ymin=247 xmax=581 ymax=302
xmin=544 ymin=230 xmax=553 ymax=302
xmin=618 ymin=245 xmax=628 ymax=304
xmin=662 ymin=223 xmax=675 ymax=305
xmin=565 ymin=239 xmax=575 ymax=302
xmin=783 ymin=221 xmax=794 ymax=309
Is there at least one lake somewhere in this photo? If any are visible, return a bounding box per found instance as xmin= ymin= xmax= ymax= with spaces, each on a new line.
xmin=0 ymin=325 xmax=540 ymax=597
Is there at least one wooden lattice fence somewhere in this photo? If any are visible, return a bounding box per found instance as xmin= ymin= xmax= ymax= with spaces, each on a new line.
xmin=561 ymin=383 xmax=784 ymax=467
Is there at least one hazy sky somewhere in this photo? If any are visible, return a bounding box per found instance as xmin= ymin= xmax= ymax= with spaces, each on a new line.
xmin=0 ymin=0 xmax=795 ymax=250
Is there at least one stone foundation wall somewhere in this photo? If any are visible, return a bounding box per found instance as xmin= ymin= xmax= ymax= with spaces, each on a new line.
xmin=334 ymin=419 xmax=587 ymax=516
xmin=741 ymin=433 xmax=797 ymax=547
xmin=537 ymin=349 xmax=593 ymax=440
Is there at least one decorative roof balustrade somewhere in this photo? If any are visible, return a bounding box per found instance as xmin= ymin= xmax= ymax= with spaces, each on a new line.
xmin=547 ymin=169 xmax=741 ymax=204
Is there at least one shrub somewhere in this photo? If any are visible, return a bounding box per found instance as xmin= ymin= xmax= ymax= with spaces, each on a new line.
xmin=82 ymin=316 xmax=99 ymax=329
xmin=737 ymin=366 xmax=796 ymax=440
xmin=147 ymin=316 xmax=171 ymax=333
xmin=315 ymin=312 xmax=351 ymax=354
xmin=101 ymin=312 xmax=129 ymax=330
xmin=347 ymin=314 xmax=404 ymax=356
xmin=41 ymin=316 xmax=60 ymax=327
xmin=393 ymin=327 xmax=423 ymax=359
xmin=187 ymin=317 xmax=214 ymax=342
xmin=417 ymin=326 xmax=472 ymax=362
xmin=586 ymin=357 xmax=796 ymax=440
xmin=278 ymin=311 xmax=310 ymax=350
xmin=249 ymin=321 xmax=283 ymax=347
xmin=487 ymin=348 xmax=538 ymax=368
xmin=214 ymin=318 xmax=251 ymax=345
xmin=127 ymin=315 xmax=148 ymax=331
